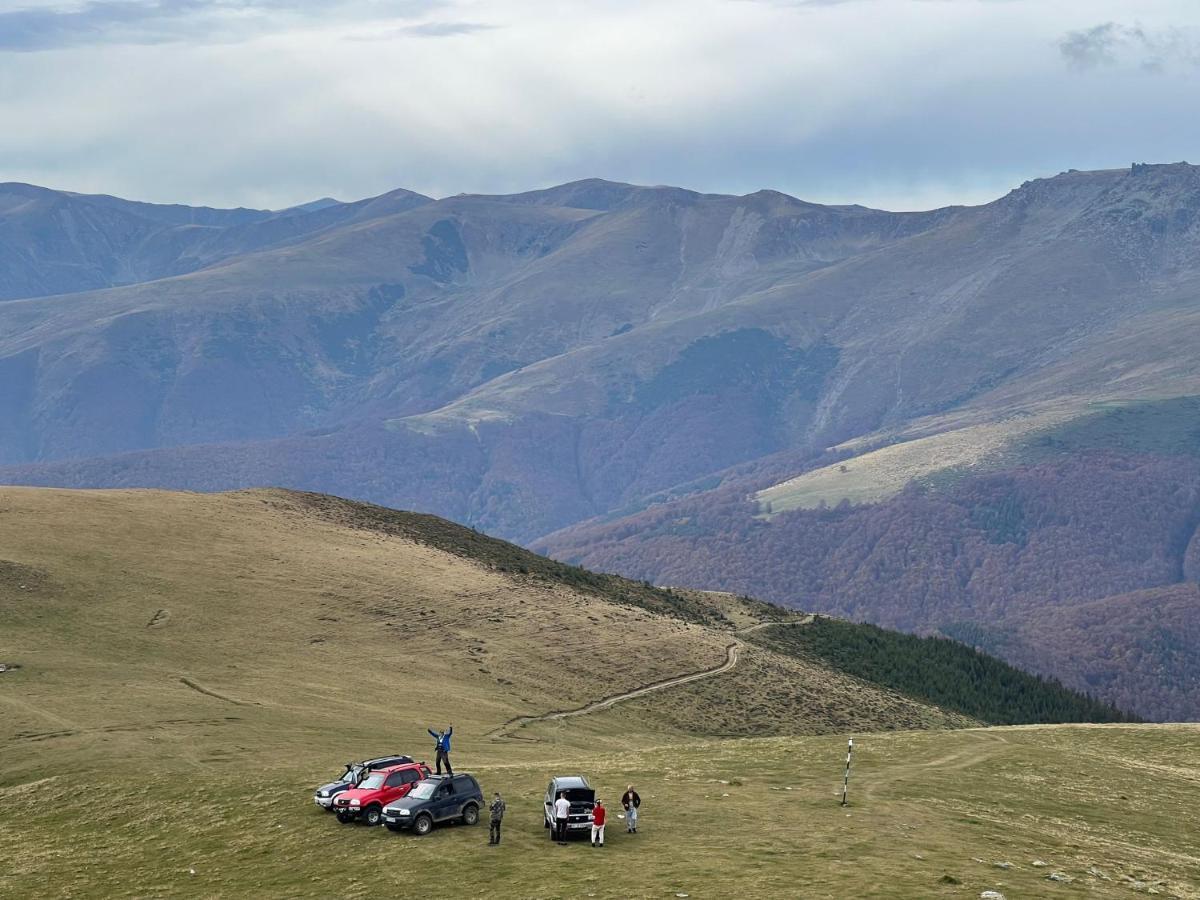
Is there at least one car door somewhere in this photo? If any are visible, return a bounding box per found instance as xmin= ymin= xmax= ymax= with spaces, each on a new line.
xmin=433 ymin=781 xmax=456 ymax=821
xmin=453 ymin=777 xmax=476 ymax=814
xmin=544 ymin=781 xmax=555 ymax=825
xmin=381 ymin=770 xmax=408 ymax=805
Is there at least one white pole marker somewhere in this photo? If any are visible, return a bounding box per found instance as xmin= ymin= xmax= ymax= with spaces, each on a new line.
xmin=841 ymin=738 xmax=853 ymax=807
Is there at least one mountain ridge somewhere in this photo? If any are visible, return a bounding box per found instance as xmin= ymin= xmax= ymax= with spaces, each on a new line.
xmin=4 ymin=163 xmax=1200 ymax=721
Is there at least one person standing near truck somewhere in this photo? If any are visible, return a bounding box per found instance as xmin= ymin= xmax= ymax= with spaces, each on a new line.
xmin=590 ymin=798 xmax=606 ymax=848
xmin=428 ymin=724 xmax=453 ymax=775
xmin=488 ymin=791 xmax=506 ymax=845
xmin=553 ymin=792 xmax=571 ymax=843
xmin=621 ymin=785 xmax=641 ymax=833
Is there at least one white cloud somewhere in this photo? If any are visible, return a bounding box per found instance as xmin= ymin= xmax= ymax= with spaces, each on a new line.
xmin=1 ymin=0 xmax=1199 ymax=210
xmin=1059 ymin=20 xmax=1200 ymax=71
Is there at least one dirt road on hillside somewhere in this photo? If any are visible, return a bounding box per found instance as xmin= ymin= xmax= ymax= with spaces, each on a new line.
xmin=488 ymin=616 xmax=813 ymax=741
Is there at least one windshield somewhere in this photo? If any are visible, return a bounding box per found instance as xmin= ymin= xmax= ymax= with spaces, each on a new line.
xmin=408 ymin=782 xmax=437 ymax=800
xmin=358 ymin=773 xmax=385 ymax=790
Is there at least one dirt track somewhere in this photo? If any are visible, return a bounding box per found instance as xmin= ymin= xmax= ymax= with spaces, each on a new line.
xmin=489 ymin=617 xmax=813 ymax=741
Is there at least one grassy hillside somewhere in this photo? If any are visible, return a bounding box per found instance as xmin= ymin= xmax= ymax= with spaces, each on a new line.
xmin=755 ymin=396 xmax=1200 ymax=516
xmin=1 ymin=487 xmax=1171 ymax=897
xmin=0 ymin=486 xmax=984 ymax=771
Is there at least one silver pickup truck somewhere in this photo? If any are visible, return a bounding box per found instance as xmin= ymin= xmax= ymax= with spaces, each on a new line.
xmin=543 ymin=775 xmax=595 ymax=840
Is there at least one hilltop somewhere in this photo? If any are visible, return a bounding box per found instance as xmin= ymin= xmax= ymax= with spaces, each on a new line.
xmin=0 ymin=487 xmax=1189 ymax=899
xmin=0 ymin=486 xmax=1123 ymax=771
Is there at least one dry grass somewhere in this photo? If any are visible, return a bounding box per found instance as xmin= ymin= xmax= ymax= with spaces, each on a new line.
xmin=1 ymin=725 xmax=1197 ymax=899
xmin=756 ymin=406 xmax=1082 ymax=514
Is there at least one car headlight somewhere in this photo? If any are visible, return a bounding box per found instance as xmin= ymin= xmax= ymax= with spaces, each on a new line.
xmin=348 ymin=799 xmax=360 ymax=807
xmin=398 ymin=809 xmax=411 ymax=816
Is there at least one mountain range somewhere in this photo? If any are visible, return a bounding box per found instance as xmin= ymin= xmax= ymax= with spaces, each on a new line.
xmin=3 ymin=163 xmax=1200 ymax=719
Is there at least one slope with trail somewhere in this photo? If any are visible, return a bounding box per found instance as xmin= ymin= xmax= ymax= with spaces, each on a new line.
xmin=489 ymin=616 xmax=816 ymax=740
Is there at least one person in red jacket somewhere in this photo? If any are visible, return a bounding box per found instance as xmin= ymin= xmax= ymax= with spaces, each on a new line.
xmin=590 ymin=798 xmax=606 ymax=848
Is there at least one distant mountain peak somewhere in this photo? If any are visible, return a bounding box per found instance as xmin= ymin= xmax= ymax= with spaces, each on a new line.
xmin=279 ymin=197 xmax=342 ymax=214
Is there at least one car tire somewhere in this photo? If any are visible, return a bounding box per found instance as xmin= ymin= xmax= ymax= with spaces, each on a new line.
xmin=336 ymin=811 xmax=355 ymax=824
xmin=324 ymin=805 xmax=336 ymax=813
xmin=363 ymin=806 xmax=383 ymax=827
xmin=462 ymin=803 xmax=479 ymax=826
xmin=385 ymin=823 xmax=403 ymax=833
xmin=413 ymin=813 xmax=433 ymax=836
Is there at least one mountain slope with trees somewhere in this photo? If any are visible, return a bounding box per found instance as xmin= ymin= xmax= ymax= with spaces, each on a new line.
xmin=537 ymin=451 xmax=1200 ymax=721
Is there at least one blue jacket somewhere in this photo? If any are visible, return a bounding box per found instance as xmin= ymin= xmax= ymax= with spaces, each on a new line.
xmin=429 ymin=727 xmax=452 ymax=752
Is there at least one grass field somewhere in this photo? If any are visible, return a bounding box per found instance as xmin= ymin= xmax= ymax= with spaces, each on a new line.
xmin=2 ymin=725 xmax=1197 ymax=899
xmin=2 ymin=487 xmax=1198 ymax=898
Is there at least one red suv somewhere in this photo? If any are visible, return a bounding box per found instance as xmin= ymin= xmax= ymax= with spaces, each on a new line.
xmin=333 ymin=762 xmax=431 ymax=826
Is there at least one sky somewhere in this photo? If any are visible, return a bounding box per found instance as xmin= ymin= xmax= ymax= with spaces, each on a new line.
xmin=1 ymin=0 xmax=1198 ymax=211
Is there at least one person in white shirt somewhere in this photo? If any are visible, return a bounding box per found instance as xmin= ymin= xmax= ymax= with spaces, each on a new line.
xmin=553 ymin=793 xmax=571 ymax=843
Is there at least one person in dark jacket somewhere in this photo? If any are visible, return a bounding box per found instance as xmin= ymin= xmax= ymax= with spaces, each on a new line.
xmin=488 ymin=792 xmax=506 ymax=845
xmin=428 ymin=724 xmax=453 ymax=775
xmin=621 ymin=785 xmax=641 ymax=833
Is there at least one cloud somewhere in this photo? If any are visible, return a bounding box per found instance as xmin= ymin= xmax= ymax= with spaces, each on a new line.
xmin=0 ymin=0 xmax=206 ymax=51
xmin=399 ymin=20 xmax=492 ymax=37
xmin=1058 ymin=21 xmax=1200 ymax=72
xmin=2 ymin=0 xmax=1200 ymax=212
xmin=347 ymin=19 xmax=494 ymax=40
xmin=0 ymin=0 xmax=444 ymax=52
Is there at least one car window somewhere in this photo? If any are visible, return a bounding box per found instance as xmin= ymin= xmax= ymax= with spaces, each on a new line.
xmin=409 ymin=782 xmax=436 ymax=800
xmin=384 ymin=772 xmax=407 ymax=788
xmin=439 ymin=783 xmax=454 ymax=797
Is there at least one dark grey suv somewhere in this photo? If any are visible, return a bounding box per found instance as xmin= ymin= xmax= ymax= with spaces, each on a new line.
xmin=381 ymin=774 xmax=484 ymax=836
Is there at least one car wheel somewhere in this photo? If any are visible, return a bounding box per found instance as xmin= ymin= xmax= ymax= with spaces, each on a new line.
xmin=461 ymin=803 xmax=479 ymax=826
xmin=336 ymin=811 xmax=354 ymax=824
xmin=413 ymin=814 xmax=433 ymax=836
xmin=324 ymin=805 xmax=336 ymax=813
xmin=363 ymin=806 xmax=383 ymax=827
xmin=385 ymin=822 xmax=403 ymax=833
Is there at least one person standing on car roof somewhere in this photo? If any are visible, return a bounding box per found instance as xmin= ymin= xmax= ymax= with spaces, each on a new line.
xmin=590 ymin=798 xmax=606 ymax=848
xmin=553 ymin=792 xmax=571 ymax=843
xmin=621 ymin=785 xmax=641 ymax=833
xmin=488 ymin=791 xmax=506 ymax=845
xmin=428 ymin=724 xmax=453 ymax=775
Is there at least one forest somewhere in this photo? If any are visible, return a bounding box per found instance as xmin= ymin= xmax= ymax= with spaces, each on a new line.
xmin=750 ymin=616 xmax=1137 ymax=725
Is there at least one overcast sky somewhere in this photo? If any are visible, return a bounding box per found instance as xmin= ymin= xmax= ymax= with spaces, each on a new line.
xmin=1 ymin=0 xmax=1198 ymax=210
